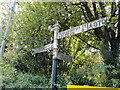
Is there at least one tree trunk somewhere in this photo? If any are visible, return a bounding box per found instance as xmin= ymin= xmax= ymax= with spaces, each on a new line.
xmin=100 ymin=39 xmax=120 ymax=86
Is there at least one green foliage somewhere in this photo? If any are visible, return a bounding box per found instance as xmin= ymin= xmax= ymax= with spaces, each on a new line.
xmin=105 ymin=68 xmax=120 ymax=87
xmin=68 ymin=64 xmax=105 ymax=86
xmin=5 ymin=2 xmax=84 ymax=75
xmin=88 ymin=64 xmax=107 ymax=87
xmin=69 ymin=69 xmax=92 ymax=85
xmin=3 ymin=73 xmax=51 ymax=88
xmin=2 ymin=70 xmax=70 ymax=88
xmin=1 ymin=2 xmax=120 ymax=88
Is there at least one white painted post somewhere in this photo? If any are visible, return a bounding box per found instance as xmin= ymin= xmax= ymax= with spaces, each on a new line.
xmin=51 ymin=21 xmax=60 ymax=90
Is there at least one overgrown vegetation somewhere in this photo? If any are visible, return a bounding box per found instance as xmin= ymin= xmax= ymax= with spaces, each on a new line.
xmin=0 ymin=2 xmax=120 ymax=88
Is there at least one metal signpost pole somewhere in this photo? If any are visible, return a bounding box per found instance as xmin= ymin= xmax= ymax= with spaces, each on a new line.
xmin=51 ymin=22 xmax=60 ymax=90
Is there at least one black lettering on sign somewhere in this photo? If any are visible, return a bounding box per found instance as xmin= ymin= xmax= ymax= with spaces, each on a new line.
xmin=78 ymin=26 xmax=82 ymax=33
xmin=57 ymin=17 xmax=107 ymax=39
xmin=101 ymin=19 xmax=106 ymax=25
xmin=82 ymin=24 xmax=87 ymax=32
xmin=75 ymin=29 xmax=79 ymax=34
xmin=97 ymin=20 xmax=101 ymax=26
xmin=93 ymin=21 xmax=98 ymax=27
xmin=88 ymin=23 xmax=93 ymax=30
xmin=77 ymin=26 xmax=81 ymax=33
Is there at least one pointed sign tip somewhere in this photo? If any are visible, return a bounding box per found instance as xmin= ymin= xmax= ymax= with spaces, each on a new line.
xmin=72 ymin=58 xmax=74 ymax=62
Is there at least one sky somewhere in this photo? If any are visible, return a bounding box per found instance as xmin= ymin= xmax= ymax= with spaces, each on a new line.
xmin=0 ymin=0 xmax=119 ymax=2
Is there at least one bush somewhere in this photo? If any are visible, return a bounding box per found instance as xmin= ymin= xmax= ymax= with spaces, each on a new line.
xmin=3 ymin=73 xmax=51 ymax=88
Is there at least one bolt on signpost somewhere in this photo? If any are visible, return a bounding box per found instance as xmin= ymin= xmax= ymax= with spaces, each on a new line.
xmin=34 ymin=17 xmax=107 ymax=89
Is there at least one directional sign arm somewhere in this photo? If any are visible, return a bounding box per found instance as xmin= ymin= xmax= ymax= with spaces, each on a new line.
xmin=57 ymin=17 xmax=108 ymax=39
xmin=34 ymin=43 xmax=53 ymax=53
xmin=57 ymin=52 xmax=74 ymax=62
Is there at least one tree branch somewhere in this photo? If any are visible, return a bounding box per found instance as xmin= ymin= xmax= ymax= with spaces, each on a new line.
xmin=117 ymin=5 xmax=120 ymax=41
xmin=111 ymin=2 xmax=117 ymax=17
xmin=92 ymin=2 xmax=99 ymax=19
xmin=75 ymin=35 xmax=100 ymax=50
xmin=99 ymin=2 xmax=106 ymax=17
xmin=78 ymin=5 xmax=90 ymax=22
xmin=81 ymin=2 xmax=95 ymax=21
xmin=71 ymin=2 xmax=89 ymax=22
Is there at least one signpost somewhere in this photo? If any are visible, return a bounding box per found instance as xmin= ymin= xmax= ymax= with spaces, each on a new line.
xmin=34 ymin=17 xmax=107 ymax=90
xmin=34 ymin=43 xmax=53 ymax=53
xmin=57 ymin=52 xmax=74 ymax=62
xmin=51 ymin=22 xmax=60 ymax=90
xmin=57 ymin=17 xmax=107 ymax=39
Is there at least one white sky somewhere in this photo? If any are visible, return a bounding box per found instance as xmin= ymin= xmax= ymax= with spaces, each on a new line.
xmin=0 ymin=0 xmax=120 ymax=2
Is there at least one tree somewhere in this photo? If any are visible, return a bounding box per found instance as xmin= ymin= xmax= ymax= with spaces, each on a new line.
xmin=5 ymin=2 xmax=84 ymax=75
xmin=2 ymin=2 xmax=120 ymax=87
xmin=71 ymin=2 xmax=120 ymax=84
